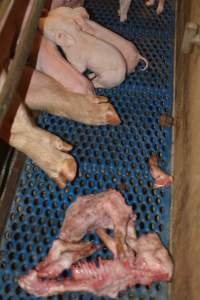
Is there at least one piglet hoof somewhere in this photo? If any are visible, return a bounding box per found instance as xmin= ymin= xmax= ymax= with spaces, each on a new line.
xmin=91 ymin=97 xmax=121 ymax=125
xmin=120 ymin=15 xmax=128 ymax=22
xmin=156 ymin=5 xmax=164 ymax=15
xmin=118 ymin=9 xmax=127 ymax=22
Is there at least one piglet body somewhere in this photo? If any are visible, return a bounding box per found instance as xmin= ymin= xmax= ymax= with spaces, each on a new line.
xmin=81 ymin=19 xmax=148 ymax=74
xmin=40 ymin=12 xmax=126 ymax=88
xmin=47 ymin=7 xmax=148 ymax=74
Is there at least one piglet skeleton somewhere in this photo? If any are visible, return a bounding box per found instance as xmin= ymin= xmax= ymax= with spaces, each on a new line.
xmin=19 ymin=190 xmax=173 ymax=298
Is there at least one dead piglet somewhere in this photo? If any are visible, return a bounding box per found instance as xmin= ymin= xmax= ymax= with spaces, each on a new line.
xmin=39 ymin=14 xmax=126 ymax=88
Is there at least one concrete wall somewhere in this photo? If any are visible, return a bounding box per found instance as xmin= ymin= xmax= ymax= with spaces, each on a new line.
xmin=171 ymin=0 xmax=200 ymax=299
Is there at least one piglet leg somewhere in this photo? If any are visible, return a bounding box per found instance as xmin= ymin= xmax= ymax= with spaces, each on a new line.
xmin=119 ymin=0 xmax=132 ymax=22
xmin=156 ymin=0 xmax=165 ymax=15
xmin=96 ymin=228 xmax=127 ymax=258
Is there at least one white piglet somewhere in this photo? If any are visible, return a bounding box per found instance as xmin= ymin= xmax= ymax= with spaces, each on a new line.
xmin=39 ymin=13 xmax=126 ymax=89
xmin=48 ymin=7 xmax=148 ymax=74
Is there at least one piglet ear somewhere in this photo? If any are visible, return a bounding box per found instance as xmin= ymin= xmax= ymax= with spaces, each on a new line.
xmin=56 ymin=32 xmax=75 ymax=47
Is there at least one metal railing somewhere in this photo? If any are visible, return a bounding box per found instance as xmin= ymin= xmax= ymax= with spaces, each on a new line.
xmin=0 ymin=0 xmax=45 ymax=127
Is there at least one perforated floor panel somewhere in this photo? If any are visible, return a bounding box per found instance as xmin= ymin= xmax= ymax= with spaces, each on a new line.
xmin=0 ymin=0 xmax=175 ymax=299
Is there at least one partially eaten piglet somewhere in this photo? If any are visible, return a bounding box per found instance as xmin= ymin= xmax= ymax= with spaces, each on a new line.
xmin=39 ymin=11 xmax=126 ymax=88
xmin=19 ymin=190 xmax=173 ymax=298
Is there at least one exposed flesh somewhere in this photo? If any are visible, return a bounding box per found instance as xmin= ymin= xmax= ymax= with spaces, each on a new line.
xmin=18 ymin=190 xmax=173 ymax=297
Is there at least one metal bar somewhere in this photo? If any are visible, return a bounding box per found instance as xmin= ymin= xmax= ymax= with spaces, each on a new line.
xmin=0 ymin=0 xmax=45 ymax=127
xmin=0 ymin=0 xmax=15 ymax=33
xmin=0 ymin=150 xmax=25 ymax=238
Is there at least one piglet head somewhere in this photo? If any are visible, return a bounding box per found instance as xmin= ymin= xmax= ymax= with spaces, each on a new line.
xmin=39 ymin=15 xmax=80 ymax=50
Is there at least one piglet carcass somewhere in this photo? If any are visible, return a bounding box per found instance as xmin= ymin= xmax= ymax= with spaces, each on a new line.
xmin=48 ymin=7 xmax=148 ymax=74
xmin=119 ymin=0 xmax=165 ymax=22
xmin=19 ymin=189 xmax=173 ymax=298
xmin=39 ymin=13 xmax=127 ymax=88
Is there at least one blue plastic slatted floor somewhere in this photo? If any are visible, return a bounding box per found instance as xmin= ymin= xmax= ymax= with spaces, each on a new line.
xmin=0 ymin=0 xmax=175 ymax=299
